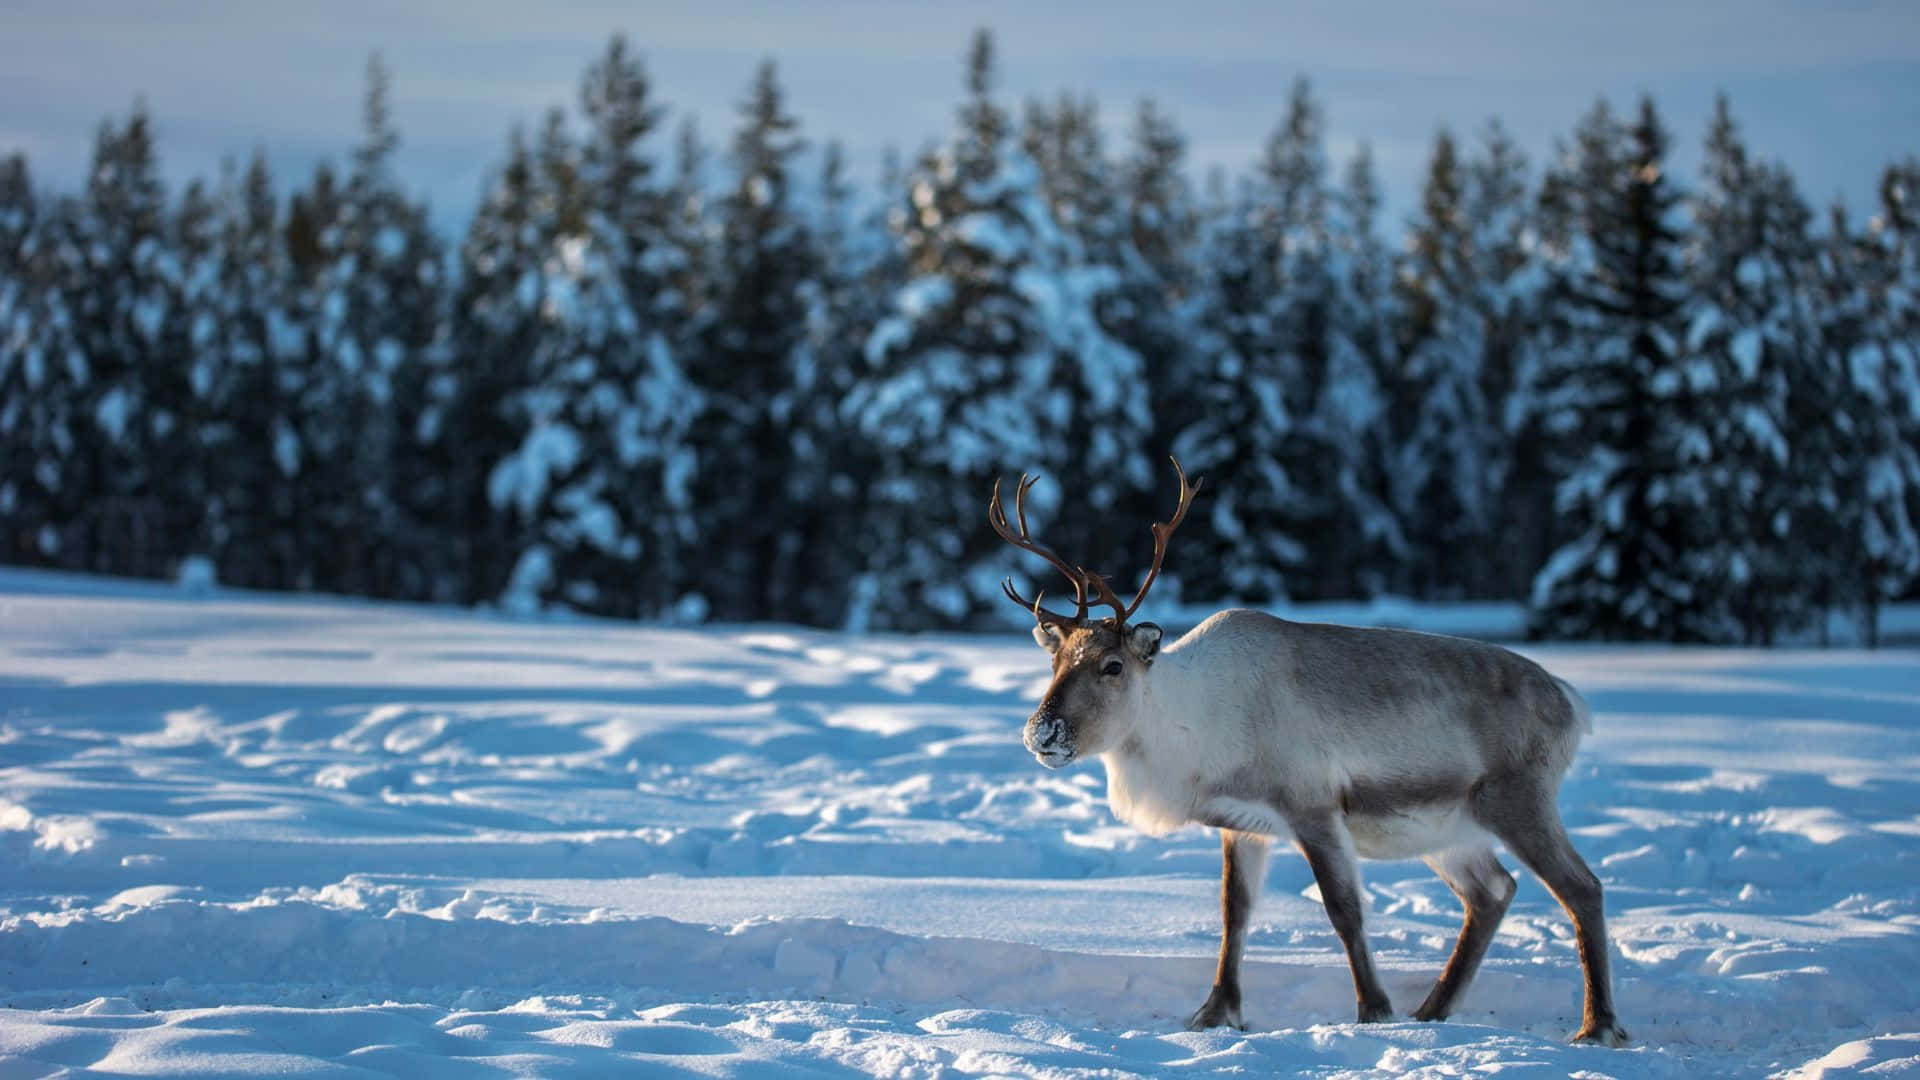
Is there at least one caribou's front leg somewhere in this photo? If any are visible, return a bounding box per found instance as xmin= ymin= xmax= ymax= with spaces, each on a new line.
xmin=1188 ymin=829 xmax=1269 ymax=1030
xmin=1293 ymin=813 xmax=1393 ymax=1023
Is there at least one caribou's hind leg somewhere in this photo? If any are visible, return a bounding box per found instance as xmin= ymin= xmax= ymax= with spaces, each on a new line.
xmin=1473 ymin=776 xmax=1630 ymax=1046
xmin=1188 ymin=829 xmax=1269 ymax=1030
xmin=1411 ymin=845 xmax=1516 ymax=1022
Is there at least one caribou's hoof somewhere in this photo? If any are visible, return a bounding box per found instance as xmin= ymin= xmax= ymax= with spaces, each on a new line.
xmin=1186 ymin=987 xmax=1245 ymax=1031
xmin=1572 ymin=1021 xmax=1631 ymax=1047
xmin=1357 ymin=998 xmax=1394 ymax=1024
xmin=1409 ymin=988 xmax=1449 ymax=1022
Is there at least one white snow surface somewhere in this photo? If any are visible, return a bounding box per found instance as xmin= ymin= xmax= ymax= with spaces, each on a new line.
xmin=2 ymin=569 xmax=1918 ymax=1078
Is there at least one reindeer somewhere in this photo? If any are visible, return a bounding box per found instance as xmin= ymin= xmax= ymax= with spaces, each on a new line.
xmin=989 ymin=459 xmax=1628 ymax=1046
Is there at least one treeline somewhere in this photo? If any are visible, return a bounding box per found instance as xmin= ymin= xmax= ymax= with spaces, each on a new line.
xmin=2 ymin=31 xmax=1918 ymax=642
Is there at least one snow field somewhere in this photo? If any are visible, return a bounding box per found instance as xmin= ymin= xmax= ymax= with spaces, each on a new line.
xmin=1 ymin=570 xmax=1918 ymax=1076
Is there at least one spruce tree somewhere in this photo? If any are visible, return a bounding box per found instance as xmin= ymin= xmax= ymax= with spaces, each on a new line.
xmin=1799 ymin=202 xmax=1872 ymax=641
xmin=691 ymin=59 xmax=817 ymax=623
xmin=1467 ymin=121 xmax=1550 ymax=601
xmin=448 ymin=127 xmax=549 ymax=605
xmin=64 ymin=101 xmax=198 ymax=578
xmin=1118 ymin=99 xmax=1202 ymax=420
xmin=780 ymin=142 xmax=889 ymax=627
xmin=0 ymin=154 xmax=29 ymax=274
xmin=1399 ymin=123 xmax=1539 ymax=601
xmin=1684 ymin=96 xmax=1824 ymax=642
xmin=488 ymin=38 xmax=701 ymax=619
xmin=1121 ymin=101 xmax=1198 ymax=301
xmin=1113 ymin=99 xmax=1206 ymax=592
xmin=663 ymin=119 xmax=717 ymax=351
xmin=1529 ymin=98 xmax=1716 ymax=641
xmin=1321 ymin=143 xmax=1403 ymax=598
xmin=1017 ymin=91 xmax=1154 ymax=583
xmin=198 ymin=152 xmax=304 ymax=589
xmin=1024 ymin=94 xmax=1128 ymax=268
xmin=301 ymin=56 xmax=447 ymax=600
xmin=284 ymin=164 xmax=340 ymax=288
xmin=0 ymin=165 xmax=90 ymax=567
xmin=847 ymin=29 xmax=1145 ymax=628
xmin=1845 ymin=162 xmax=1920 ymax=643
xmin=1175 ymin=80 xmax=1387 ymax=604
xmin=0 ymin=153 xmax=38 ymax=558
xmin=802 ymin=144 xmax=906 ymax=629
xmin=1397 ymin=129 xmax=1488 ymax=598
xmin=1172 ymin=165 xmax=1293 ymax=603
xmin=167 ymin=176 xmax=224 ymax=565
xmin=1253 ymin=80 xmax=1380 ymax=602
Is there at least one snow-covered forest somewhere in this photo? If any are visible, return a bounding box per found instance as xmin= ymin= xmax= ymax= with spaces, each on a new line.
xmin=3 ymin=30 xmax=1919 ymax=642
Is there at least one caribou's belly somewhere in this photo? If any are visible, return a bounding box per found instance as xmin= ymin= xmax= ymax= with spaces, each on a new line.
xmin=1345 ymin=804 xmax=1487 ymax=861
xmin=1196 ymin=795 xmax=1289 ymax=837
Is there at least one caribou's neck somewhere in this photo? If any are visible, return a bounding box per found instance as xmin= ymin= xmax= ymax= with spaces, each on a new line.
xmin=1140 ymin=632 xmax=1213 ymax=745
xmin=1098 ymin=629 xmax=1223 ymax=836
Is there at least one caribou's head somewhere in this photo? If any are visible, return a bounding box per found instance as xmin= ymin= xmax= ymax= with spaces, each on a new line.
xmin=989 ymin=459 xmax=1201 ymax=768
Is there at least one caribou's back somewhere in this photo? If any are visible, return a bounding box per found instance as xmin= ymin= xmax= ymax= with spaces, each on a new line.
xmin=1176 ymin=610 xmax=1588 ymax=813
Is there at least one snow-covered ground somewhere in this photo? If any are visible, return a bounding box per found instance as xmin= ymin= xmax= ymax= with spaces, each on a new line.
xmin=2 ymin=569 xmax=1918 ymax=1078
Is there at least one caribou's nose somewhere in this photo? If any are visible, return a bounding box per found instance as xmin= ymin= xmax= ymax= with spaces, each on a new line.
xmin=1024 ymin=709 xmax=1071 ymax=762
xmin=1025 ymin=713 xmax=1058 ymax=751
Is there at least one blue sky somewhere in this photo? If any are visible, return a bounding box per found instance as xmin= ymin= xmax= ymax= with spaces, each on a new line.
xmin=3 ymin=1 xmax=1917 ymax=233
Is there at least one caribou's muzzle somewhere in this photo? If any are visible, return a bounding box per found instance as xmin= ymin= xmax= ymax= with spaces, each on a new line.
xmin=1024 ymin=708 xmax=1075 ymax=767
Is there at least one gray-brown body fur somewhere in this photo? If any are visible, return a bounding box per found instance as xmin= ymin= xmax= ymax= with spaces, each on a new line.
xmin=1021 ymin=608 xmax=1628 ymax=1046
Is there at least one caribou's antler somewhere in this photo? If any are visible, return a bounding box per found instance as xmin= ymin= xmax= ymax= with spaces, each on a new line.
xmin=1081 ymin=570 xmax=1131 ymax=626
xmin=989 ymin=474 xmax=1089 ymax=630
xmin=989 ymin=459 xmax=1203 ymax=630
xmin=1095 ymin=458 xmax=1203 ymax=625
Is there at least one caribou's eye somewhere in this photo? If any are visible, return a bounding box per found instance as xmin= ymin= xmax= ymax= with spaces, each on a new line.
xmin=1101 ymin=658 xmax=1124 ymax=677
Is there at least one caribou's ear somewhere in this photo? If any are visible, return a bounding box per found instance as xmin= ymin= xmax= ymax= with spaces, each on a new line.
xmin=1126 ymin=622 xmax=1163 ymax=663
xmin=1033 ymin=623 xmax=1066 ymax=655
